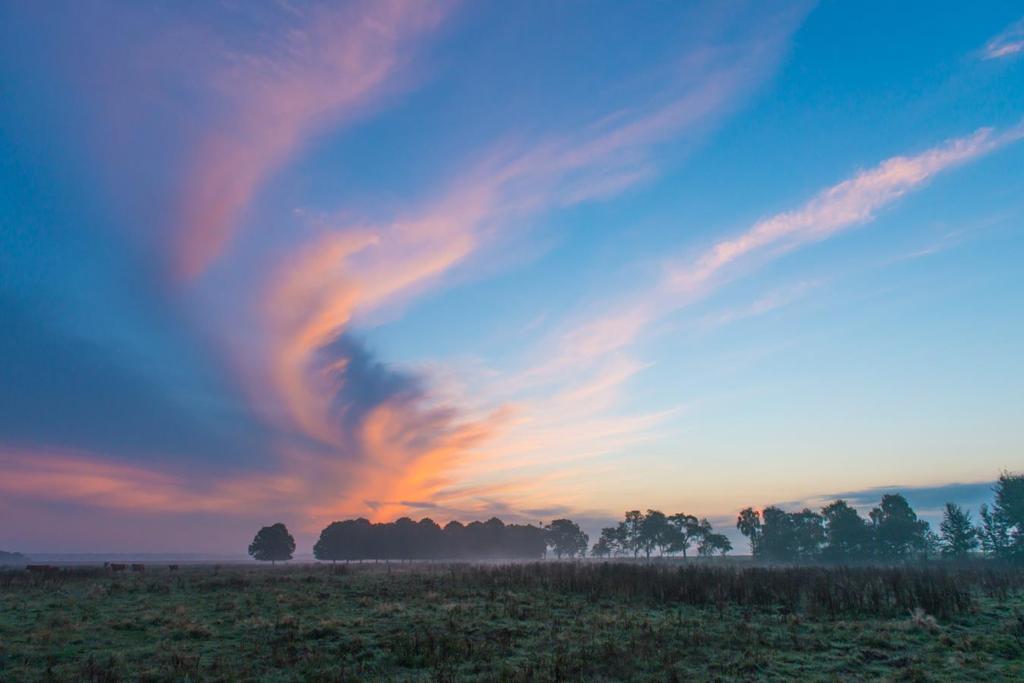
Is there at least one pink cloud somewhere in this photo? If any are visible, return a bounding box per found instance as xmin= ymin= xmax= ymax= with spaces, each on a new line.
xmin=175 ymin=0 xmax=451 ymax=279
xmin=560 ymin=124 xmax=1024 ymax=369
xmin=983 ymin=18 xmax=1024 ymax=60
xmin=508 ymin=122 xmax=1024 ymax=504
xmin=247 ymin=15 xmax=807 ymax=521
xmin=0 ymin=448 xmax=302 ymax=515
xmin=669 ymin=124 xmax=1024 ymax=294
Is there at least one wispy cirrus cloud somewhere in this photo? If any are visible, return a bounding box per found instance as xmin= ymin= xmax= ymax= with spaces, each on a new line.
xmin=0 ymin=448 xmax=301 ymax=515
xmin=506 ymin=121 xmax=1024 ymax=516
xmin=175 ymin=0 xmax=452 ymax=279
xmin=983 ymin=18 xmax=1024 ymax=60
xmin=668 ymin=123 xmax=1024 ymax=295
xmin=569 ymin=121 xmax=1024 ymax=362
xmin=698 ymin=279 xmax=824 ymax=331
xmin=252 ymin=10 xmax=808 ymax=521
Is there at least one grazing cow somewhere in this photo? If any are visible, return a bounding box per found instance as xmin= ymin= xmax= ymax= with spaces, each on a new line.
xmin=109 ymin=563 xmax=127 ymax=572
xmin=26 ymin=564 xmax=58 ymax=574
xmin=168 ymin=564 xmax=179 ymax=572
xmin=130 ymin=563 xmax=145 ymax=572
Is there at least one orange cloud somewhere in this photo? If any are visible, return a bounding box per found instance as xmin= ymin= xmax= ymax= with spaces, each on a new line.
xmin=248 ymin=26 xmax=802 ymax=522
xmin=310 ymin=402 xmax=512 ymax=523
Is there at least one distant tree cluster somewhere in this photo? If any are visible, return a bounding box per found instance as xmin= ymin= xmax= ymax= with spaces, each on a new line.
xmin=736 ymin=472 xmax=1024 ymax=563
xmin=591 ymin=510 xmax=732 ymax=558
xmin=0 ymin=550 xmax=28 ymax=566
xmin=312 ymin=517 xmax=551 ymax=562
xmin=247 ymin=471 xmax=1023 ymax=565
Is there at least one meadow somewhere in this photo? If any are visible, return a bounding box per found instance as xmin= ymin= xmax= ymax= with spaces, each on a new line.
xmin=1 ymin=561 xmax=1023 ymax=681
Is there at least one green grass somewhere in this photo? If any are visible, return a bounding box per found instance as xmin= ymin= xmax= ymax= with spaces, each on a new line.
xmin=1 ymin=562 xmax=1022 ymax=681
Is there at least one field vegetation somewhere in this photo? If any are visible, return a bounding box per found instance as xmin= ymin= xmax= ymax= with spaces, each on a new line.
xmin=2 ymin=560 xmax=1023 ymax=681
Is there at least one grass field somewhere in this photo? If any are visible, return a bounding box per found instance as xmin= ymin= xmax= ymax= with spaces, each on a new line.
xmin=1 ymin=561 xmax=1023 ymax=681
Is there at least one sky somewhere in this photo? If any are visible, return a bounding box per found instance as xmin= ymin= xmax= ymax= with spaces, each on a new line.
xmin=1 ymin=1 xmax=1023 ymax=554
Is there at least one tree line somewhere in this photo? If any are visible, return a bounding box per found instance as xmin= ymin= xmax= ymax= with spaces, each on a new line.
xmin=312 ymin=517 xmax=552 ymax=561
xmin=737 ymin=472 xmax=1024 ymax=562
xmin=247 ymin=471 xmax=1023 ymax=564
xmin=590 ymin=510 xmax=732 ymax=558
xmin=248 ymin=517 xmax=593 ymax=563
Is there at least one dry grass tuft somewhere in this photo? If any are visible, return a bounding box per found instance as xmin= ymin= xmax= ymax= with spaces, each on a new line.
xmin=908 ymin=607 xmax=939 ymax=632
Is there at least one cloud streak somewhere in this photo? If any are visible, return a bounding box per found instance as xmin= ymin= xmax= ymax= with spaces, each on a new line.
xmin=181 ymin=2 xmax=794 ymax=528
xmin=983 ymin=18 xmax=1024 ymax=60
xmin=507 ymin=121 xmax=1024 ymax=519
xmin=0 ymin=448 xmax=299 ymax=515
xmin=251 ymin=10 xmax=808 ymax=521
xmin=669 ymin=123 xmax=1024 ymax=295
xmin=566 ymin=122 xmax=1024 ymax=363
xmin=175 ymin=0 xmax=451 ymax=279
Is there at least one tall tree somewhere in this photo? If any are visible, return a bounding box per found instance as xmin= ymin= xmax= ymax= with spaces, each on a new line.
xmin=595 ymin=525 xmax=626 ymax=557
xmin=978 ymin=471 xmax=1024 ymax=561
xmin=736 ymin=507 xmax=762 ymax=556
xmin=791 ymin=509 xmax=825 ymax=559
xmin=698 ymin=532 xmax=732 ymax=557
xmin=249 ymin=523 xmax=295 ymax=565
xmin=938 ymin=503 xmax=978 ymax=559
xmin=869 ymin=494 xmax=929 ymax=559
xmin=545 ymin=519 xmax=589 ymax=558
xmin=821 ymin=500 xmax=871 ymax=561
xmin=757 ymin=507 xmax=823 ymax=562
xmin=639 ymin=510 xmax=670 ymax=558
xmin=590 ymin=535 xmax=614 ymax=558
xmin=623 ymin=510 xmax=644 ymax=558
xmin=668 ymin=513 xmax=700 ymax=558
xmin=760 ymin=507 xmax=798 ymax=561
xmin=313 ymin=521 xmax=346 ymax=563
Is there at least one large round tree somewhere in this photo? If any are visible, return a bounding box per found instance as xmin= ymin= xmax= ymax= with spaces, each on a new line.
xmin=248 ymin=523 xmax=295 ymax=565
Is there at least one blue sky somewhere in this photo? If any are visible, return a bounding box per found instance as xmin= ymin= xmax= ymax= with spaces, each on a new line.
xmin=1 ymin=1 xmax=1022 ymax=552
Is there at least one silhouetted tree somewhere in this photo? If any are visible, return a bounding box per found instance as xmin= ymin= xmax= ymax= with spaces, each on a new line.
xmin=736 ymin=507 xmax=762 ymax=556
xmin=870 ymin=494 xmax=929 ymax=559
xmin=591 ymin=535 xmax=614 ymax=558
xmin=978 ymin=471 xmax=1024 ymax=561
xmin=313 ymin=521 xmax=345 ymax=563
xmin=755 ymin=507 xmax=823 ymax=561
xmin=545 ymin=519 xmax=589 ymax=558
xmin=505 ymin=523 xmax=547 ymax=559
xmin=821 ymin=500 xmax=872 ymax=561
xmin=698 ymin=532 xmax=732 ymax=557
xmin=939 ymin=503 xmax=978 ymax=559
xmin=759 ymin=507 xmax=793 ymax=560
xmin=668 ymin=513 xmax=700 ymax=558
xmin=594 ymin=525 xmax=627 ymax=557
xmin=443 ymin=520 xmax=467 ymax=558
xmin=639 ymin=510 xmax=671 ymax=558
xmin=249 ymin=523 xmax=295 ymax=565
xmin=623 ymin=510 xmax=643 ymax=558
xmin=792 ymin=509 xmax=825 ymax=559
xmin=416 ymin=518 xmax=444 ymax=559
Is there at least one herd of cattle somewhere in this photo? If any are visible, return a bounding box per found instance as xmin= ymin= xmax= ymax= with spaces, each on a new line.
xmin=25 ymin=563 xmax=180 ymax=573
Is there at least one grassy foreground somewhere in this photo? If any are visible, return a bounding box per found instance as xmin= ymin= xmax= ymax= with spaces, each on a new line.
xmin=1 ymin=562 xmax=1023 ymax=681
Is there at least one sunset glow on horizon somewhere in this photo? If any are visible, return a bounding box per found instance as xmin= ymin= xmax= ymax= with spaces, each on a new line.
xmin=2 ymin=1 xmax=1023 ymax=553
